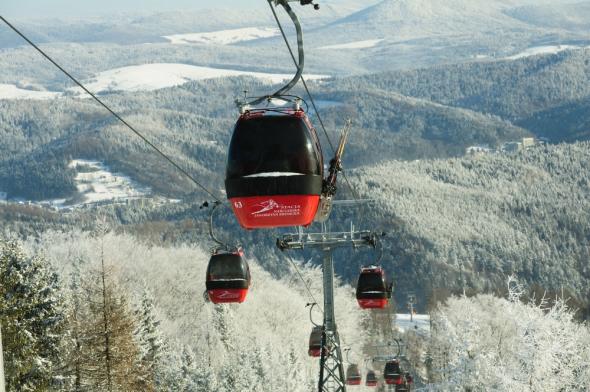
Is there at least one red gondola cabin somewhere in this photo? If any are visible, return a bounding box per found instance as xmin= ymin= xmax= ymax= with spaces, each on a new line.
xmin=384 ymin=359 xmax=403 ymax=385
xmin=356 ymin=266 xmax=389 ymax=309
xmin=225 ymin=109 xmax=323 ymax=229
xmin=345 ymin=364 xmax=362 ymax=385
xmin=365 ymin=370 xmax=378 ymax=387
xmin=308 ymin=326 xmax=323 ymax=357
xmin=206 ymin=250 xmax=251 ymax=304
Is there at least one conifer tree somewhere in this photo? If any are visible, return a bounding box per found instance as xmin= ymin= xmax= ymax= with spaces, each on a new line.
xmin=0 ymin=240 xmax=68 ymax=391
xmin=178 ymin=346 xmax=197 ymax=391
xmin=134 ymin=287 xmax=164 ymax=390
xmin=79 ymin=227 xmax=146 ymax=391
xmin=65 ymin=260 xmax=87 ymax=391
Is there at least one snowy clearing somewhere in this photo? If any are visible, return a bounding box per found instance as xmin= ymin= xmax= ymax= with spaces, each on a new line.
xmin=163 ymin=27 xmax=279 ymax=45
xmin=35 ymin=160 xmax=151 ymax=210
xmin=318 ymin=39 xmax=384 ymax=50
xmin=0 ymin=83 xmax=61 ymax=100
xmin=70 ymin=63 xmax=329 ymax=93
xmin=395 ymin=313 xmax=430 ymax=337
xmin=69 ymin=159 xmax=150 ymax=204
xmin=506 ymin=44 xmax=582 ymax=60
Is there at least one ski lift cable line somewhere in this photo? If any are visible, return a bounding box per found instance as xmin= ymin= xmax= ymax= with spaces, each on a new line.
xmin=267 ymin=0 xmax=361 ymax=201
xmin=284 ymin=251 xmax=323 ymax=314
xmin=0 ymin=15 xmax=223 ymax=204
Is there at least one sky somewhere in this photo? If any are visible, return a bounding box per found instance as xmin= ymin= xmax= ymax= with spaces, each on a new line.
xmin=2 ymin=0 xmax=252 ymax=19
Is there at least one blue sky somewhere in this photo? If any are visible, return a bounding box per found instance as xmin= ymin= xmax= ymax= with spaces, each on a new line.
xmin=2 ymin=0 xmax=251 ymax=18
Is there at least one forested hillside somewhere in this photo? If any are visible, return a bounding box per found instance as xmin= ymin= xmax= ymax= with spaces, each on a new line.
xmin=350 ymin=142 xmax=590 ymax=317
xmin=427 ymin=281 xmax=590 ymax=390
xmin=0 ymin=71 xmax=531 ymax=200
xmin=340 ymin=48 xmax=590 ymax=140
xmin=0 ymin=231 xmax=366 ymax=391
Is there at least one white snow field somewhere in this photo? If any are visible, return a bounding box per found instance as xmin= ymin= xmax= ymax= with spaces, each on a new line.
xmin=163 ymin=27 xmax=279 ymax=45
xmin=72 ymin=63 xmax=329 ymax=94
xmin=37 ymin=160 xmax=150 ymax=209
xmin=68 ymin=159 xmax=150 ymax=205
xmin=0 ymin=83 xmax=61 ymax=100
xmin=318 ymin=39 xmax=384 ymax=50
xmin=395 ymin=313 xmax=430 ymax=337
xmin=506 ymin=44 xmax=583 ymax=60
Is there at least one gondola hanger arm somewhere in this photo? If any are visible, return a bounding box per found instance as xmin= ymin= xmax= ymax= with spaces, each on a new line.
xmin=201 ymin=201 xmax=237 ymax=252
xmin=273 ymin=0 xmax=320 ymax=10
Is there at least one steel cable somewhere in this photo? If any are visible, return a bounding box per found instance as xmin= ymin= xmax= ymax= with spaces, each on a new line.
xmin=0 ymin=15 xmax=224 ymax=204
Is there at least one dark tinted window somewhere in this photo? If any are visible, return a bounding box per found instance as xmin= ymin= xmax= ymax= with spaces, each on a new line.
xmin=309 ymin=326 xmax=322 ymax=346
xmin=357 ymin=272 xmax=386 ymax=293
xmin=207 ymin=254 xmax=249 ymax=280
xmin=227 ymin=115 xmax=322 ymax=179
xmin=347 ymin=365 xmax=361 ymax=378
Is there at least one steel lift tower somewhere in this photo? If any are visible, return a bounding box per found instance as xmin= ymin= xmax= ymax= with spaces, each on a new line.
xmin=278 ymin=224 xmax=380 ymax=392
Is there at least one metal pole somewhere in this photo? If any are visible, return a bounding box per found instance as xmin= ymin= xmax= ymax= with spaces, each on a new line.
xmin=0 ymin=323 xmax=5 ymax=392
xmin=318 ymin=247 xmax=346 ymax=392
xmin=322 ymin=249 xmax=335 ymax=332
xmin=277 ymin=223 xmax=377 ymax=392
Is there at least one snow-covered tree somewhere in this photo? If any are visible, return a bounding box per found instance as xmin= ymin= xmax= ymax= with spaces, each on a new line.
xmin=427 ymin=278 xmax=590 ymax=391
xmin=23 ymin=230 xmax=369 ymax=391
xmin=64 ymin=260 xmax=86 ymax=391
xmin=134 ymin=286 xmax=165 ymax=389
xmin=0 ymin=240 xmax=68 ymax=391
xmin=78 ymin=230 xmax=146 ymax=391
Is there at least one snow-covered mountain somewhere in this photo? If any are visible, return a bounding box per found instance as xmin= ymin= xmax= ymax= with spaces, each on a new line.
xmin=163 ymin=27 xmax=279 ymax=46
xmin=299 ymin=0 xmax=590 ymax=71
xmin=69 ymin=63 xmax=328 ymax=94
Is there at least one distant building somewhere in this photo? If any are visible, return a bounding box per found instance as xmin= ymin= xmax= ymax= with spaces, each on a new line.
xmin=503 ymin=142 xmax=523 ymax=153
xmin=522 ymin=137 xmax=535 ymax=149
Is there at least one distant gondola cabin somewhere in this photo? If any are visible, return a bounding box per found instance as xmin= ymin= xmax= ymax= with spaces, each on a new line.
xmin=345 ymin=364 xmax=362 ymax=385
xmin=225 ymin=109 xmax=324 ymax=229
xmin=308 ymin=325 xmax=323 ymax=357
xmin=206 ymin=250 xmax=251 ymax=304
xmin=365 ymin=370 xmax=378 ymax=387
xmin=384 ymin=359 xmax=403 ymax=385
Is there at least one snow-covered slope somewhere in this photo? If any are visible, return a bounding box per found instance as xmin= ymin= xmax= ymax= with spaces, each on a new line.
xmin=302 ymin=0 xmax=590 ymax=71
xmin=72 ymin=63 xmax=328 ymax=94
xmin=35 ymin=160 xmax=151 ymax=209
xmin=318 ymin=39 xmax=384 ymax=50
xmin=506 ymin=1 xmax=590 ymax=31
xmin=0 ymin=84 xmax=61 ymax=100
xmin=506 ymin=44 xmax=585 ymax=59
xmin=69 ymin=160 xmax=150 ymax=204
xmin=163 ymin=27 xmax=279 ymax=45
xmin=395 ymin=313 xmax=430 ymax=337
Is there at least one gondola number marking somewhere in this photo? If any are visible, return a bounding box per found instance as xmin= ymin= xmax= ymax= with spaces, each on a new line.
xmin=234 ymin=201 xmax=243 ymax=208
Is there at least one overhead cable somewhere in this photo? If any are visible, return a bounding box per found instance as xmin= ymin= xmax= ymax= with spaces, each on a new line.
xmin=267 ymin=1 xmax=362 ymax=201
xmin=0 ymin=15 xmax=223 ymax=203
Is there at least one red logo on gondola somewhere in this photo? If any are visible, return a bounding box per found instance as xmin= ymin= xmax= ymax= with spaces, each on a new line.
xmin=251 ymin=199 xmax=302 ymax=217
xmin=217 ymin=290 xmax=240 ymax=299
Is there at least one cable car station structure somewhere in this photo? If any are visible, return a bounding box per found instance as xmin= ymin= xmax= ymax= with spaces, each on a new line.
xmin=278 ymin=225 xmax=381 ymax=392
